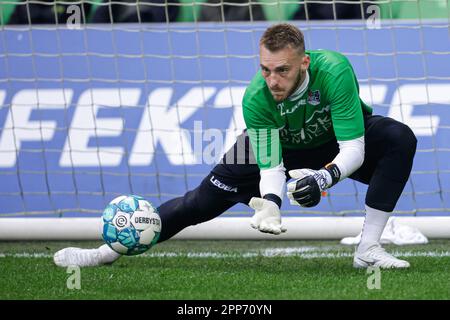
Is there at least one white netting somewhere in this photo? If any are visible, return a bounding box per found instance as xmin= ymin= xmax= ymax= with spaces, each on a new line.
xmin=0 ymin=1 xmax=449 ymax=217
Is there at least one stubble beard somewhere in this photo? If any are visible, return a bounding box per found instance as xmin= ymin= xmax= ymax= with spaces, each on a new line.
xmin=272 ymin=69 xmax=306 ymax=102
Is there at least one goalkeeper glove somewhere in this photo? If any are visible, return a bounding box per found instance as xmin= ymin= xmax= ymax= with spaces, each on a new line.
xmin=249 ymin=197 xmax=287 ymax=235
xmin=287 ymin=164 xmax=341 ymax=207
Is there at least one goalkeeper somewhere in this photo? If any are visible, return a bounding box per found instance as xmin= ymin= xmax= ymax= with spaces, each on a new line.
xmin=54 ymin=23 xmax=417 ymax=269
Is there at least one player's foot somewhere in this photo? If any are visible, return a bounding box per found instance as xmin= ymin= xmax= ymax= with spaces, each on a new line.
xmin=53 ymin=247 xmax=103 ymax=267
xmin=353 ymin=243 xmax=410 ymax=269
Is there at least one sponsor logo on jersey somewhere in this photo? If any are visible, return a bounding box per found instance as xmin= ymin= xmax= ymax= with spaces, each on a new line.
xmin=210 ymin=175 xmax=238 ymax=192
xmin=278 ymin=100 xmax=306 ymax=116
xmin=280 ymin=104 xmax=332 ymax=145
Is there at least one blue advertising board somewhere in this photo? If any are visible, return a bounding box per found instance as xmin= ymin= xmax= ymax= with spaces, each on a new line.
xmin=0 ymin=21 xmax=449 ymax=217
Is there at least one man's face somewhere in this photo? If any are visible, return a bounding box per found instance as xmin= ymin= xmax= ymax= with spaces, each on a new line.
xmin=260 ymin=45 xmax=310 ymax=102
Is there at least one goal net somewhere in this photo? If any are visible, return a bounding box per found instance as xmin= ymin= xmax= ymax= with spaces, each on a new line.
xmin=0 ymin=0 xmax=449 ymax=239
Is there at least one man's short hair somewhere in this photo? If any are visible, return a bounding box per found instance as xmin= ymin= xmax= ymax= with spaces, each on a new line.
xmin=260 ymin=23 xmax=305 ymax=55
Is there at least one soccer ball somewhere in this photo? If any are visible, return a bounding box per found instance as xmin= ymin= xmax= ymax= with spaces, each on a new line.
xmin=102 ymin=195 xmax=161 ymax=256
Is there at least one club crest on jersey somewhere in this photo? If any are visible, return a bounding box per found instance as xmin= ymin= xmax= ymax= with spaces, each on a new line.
xmin=307 ymin=90 xmax=321 ymax=106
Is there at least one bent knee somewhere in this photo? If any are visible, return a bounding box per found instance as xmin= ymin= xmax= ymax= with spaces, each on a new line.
xmin=386 ymin=121 xmax=417 ymax=155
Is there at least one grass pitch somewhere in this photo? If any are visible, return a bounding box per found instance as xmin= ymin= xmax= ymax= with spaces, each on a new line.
xmin=0 ymin=240 xmax=449 ymax=300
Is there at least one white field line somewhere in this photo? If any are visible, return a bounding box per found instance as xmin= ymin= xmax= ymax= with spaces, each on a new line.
xmin=1 ymin=248 xmax=450 ymax=259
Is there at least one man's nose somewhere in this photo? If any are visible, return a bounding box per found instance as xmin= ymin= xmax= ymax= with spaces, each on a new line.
xmin=267 ymin=74 xmax=279 ymax=88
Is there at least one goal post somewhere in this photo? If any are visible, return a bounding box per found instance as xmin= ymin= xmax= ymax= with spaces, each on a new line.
xmin=1 ymin=216 xmax=450 ymax=240
xmin=0 ymin=1 xmax=449 ymax=240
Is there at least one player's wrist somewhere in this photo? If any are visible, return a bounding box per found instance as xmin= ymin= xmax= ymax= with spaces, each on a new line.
xmin=321 ymin=163 xmax=341 ymax=188
xmin=263 ymin=193 xmax=282 ymax=208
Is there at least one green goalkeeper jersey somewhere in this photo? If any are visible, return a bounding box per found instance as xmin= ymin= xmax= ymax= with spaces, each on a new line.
xmin=243 ymin=49 xmax=372 ymax=169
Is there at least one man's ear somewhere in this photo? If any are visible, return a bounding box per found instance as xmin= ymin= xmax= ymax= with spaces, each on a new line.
xmin=301 ymin=55 xmax=311 ymax=71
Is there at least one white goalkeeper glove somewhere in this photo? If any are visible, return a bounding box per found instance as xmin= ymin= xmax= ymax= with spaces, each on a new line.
xmin=249 ymin=197 xmax=287 ymax=235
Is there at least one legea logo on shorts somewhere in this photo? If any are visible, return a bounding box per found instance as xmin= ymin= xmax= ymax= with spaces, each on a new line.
xmin=210 ymin=176 xmax=238 ymax=193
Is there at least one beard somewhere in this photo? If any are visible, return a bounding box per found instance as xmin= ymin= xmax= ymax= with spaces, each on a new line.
xmin=286 ymin=69 xmax=306 ymax=99
xmin=270 ymin=69 xmax=306 ymax=102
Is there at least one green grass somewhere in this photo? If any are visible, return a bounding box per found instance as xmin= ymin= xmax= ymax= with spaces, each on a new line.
xmin=0 ymin=240 xmax=449 ymax=300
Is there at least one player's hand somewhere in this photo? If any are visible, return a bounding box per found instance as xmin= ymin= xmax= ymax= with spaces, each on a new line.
xmin=249 ymin=197 xmax=287 ymax=235
xmin=286 ymin=169 xmax=331 ymax=207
